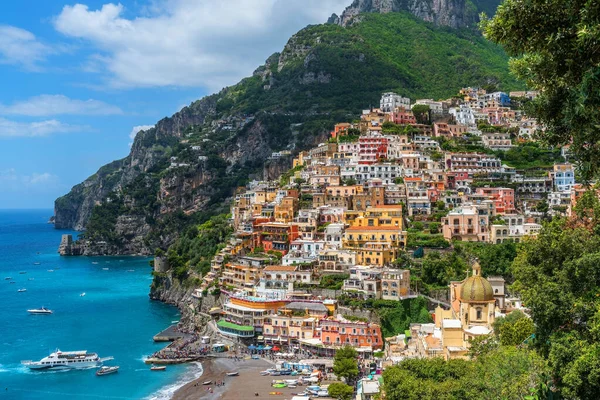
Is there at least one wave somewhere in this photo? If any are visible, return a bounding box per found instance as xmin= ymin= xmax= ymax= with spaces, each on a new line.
xmin=144 ymin=362 xmax=203 ymax=400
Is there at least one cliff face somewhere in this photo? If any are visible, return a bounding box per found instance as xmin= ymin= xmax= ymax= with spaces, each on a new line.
xmin=330 ymin=0 xmax=500 ymax=28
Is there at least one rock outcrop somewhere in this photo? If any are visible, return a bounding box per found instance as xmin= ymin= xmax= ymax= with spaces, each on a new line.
xmin=330 ymin=0 xmax=500 ymax=29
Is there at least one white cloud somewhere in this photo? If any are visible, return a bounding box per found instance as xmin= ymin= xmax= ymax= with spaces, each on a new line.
xmin=0 ymin=25 xmax=55 ymax=71
xmin=0 ymin=118 xmax=87 ymax=138
xmin=0 ymin=169 xmax=58 ymax=186
xmin=54 ymin=0 xmax=348 ymax=90
xmin=0 ymin=94 xmax=122 ymax=117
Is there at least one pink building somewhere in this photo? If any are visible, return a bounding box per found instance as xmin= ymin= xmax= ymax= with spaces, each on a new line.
xmin=359 ymin=135 xmax=389 ymax=164
xmin=475 ymin=187 xmax=515 ymax=214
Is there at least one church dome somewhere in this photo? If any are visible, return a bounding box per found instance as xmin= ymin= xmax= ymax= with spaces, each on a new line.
xmin=460 ymin=262 xmax=494 ymax=302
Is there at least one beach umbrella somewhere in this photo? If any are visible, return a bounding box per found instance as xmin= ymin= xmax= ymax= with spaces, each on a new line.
xmin=275 ymin=352 xmax=284 ymax=356
xmin=272 ymin=346 xmax=281 ymax=351
xmin=257 ymin=345 xmax=264 ymax=351
xmin=263 ymin=345 xmax=272 ymax=351
xmin=248 ymin=344 xmax=256 ymax=350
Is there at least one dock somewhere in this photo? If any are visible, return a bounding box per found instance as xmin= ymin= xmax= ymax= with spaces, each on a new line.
xmin=153 ymin=325 xmax=192 ymax=342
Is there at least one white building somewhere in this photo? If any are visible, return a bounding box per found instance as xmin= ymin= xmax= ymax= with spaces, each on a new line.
xmin=380 ymin=92 xmax=411 ymax=113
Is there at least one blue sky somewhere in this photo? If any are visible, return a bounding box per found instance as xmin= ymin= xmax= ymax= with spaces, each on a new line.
xmin=0 ymin=0 xmax=348 ymax=209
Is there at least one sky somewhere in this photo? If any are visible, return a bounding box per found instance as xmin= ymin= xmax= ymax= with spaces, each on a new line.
xmin=0 ymin=0 xmax=349 ymax=209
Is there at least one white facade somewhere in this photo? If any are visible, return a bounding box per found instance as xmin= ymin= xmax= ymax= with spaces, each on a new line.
xmin=380 ymin=92 xmax=411 ymax=112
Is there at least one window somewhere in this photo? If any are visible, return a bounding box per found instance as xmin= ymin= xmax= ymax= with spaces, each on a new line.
xmin=476 ymin=308 xmax=482 ymax=320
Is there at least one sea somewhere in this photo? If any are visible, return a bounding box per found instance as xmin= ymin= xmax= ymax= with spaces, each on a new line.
xmin=0 ymin=210 xmax=203 ymax=399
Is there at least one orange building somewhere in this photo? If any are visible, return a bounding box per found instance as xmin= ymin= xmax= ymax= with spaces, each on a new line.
xmin=320 ymin=318 xmax=383 ymax=349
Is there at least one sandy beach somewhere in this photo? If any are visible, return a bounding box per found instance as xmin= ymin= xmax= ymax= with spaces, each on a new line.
xmin=172 ymin=357 xmax=331 ymax=400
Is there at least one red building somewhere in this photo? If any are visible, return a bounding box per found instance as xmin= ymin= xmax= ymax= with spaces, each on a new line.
xmin=475 ymin=187 xmax=515 ymax=214
xmin=254 ymin=223 xmax=300 ymax=255
xmin=319 ymin=318 xmax=383 ymax=349
xmin=359 ymin=135 xmax=389 ymax=164
xmin=392 ymin=108 xmax=417 ymax=125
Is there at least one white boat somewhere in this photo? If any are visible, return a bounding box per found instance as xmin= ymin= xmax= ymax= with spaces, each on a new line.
xmin=33 ymin=262 xmax=41 ymax=265
xmin=151 ymin=365 xmax=166 ymax=371
xmin=102 ymin=268 xmax=109 ymax=271
xmin=80 ymin=292 xmax=86 ymax=297
xmin=226 ymin=371 xmax=239 ymax=376
xmin=18 ymin=288 xmax=27 ymax=292
xmin=28 ymin=278 xmax=35 ymax=281
xmin=27 ymin=307 xmax=53 ymax=315
xmin=21 ymin=350 xmax=113 ymax=370
xmin=47 ymin=269 xmax=54 ymax=272
xmin=96 ymin=366 xmax=119 ymax=376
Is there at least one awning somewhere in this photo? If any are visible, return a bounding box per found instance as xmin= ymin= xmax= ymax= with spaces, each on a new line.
xmin=217 ymin=320 xmax=254 ymax=332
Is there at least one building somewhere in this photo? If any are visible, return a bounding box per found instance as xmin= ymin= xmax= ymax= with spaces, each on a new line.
xmin=474 ymin=187 xmax=515 ymax=214
xmin=442 ymin=205 xmax=490 ymax=242
xmin=553 ymin=163 xmax=575 ymax=192
xmin=320 ymin=317 xmax=383 ymax=349
xmin=219 ymin=291 xmax=288 ymax=338
xmin=380 ymin=92 xmax=411 ymax=112
xmin=481 ymin=132 xmax=513 ymax=151
xmin=381 ymin=269 xmax=412 ymax=300
xmin=445 ymin=153 xmax=503 ymax=174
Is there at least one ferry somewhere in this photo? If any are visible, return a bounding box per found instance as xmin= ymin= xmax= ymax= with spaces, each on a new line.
xmin=22 ymin=350 xmax=113 ymax=370
xmin=27 ymin=307 xmax=53 ymax=315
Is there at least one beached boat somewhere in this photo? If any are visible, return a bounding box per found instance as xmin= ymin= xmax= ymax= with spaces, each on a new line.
xmin=269 ymin=392 xmax=283 ymax=395
xmin=27 ymin=307 xmax=52 ymax=315
xmin=150 ymin=365 xmax=166 ymax=371
xmin=17 ymin=288 xmax=27 ymax=292
xmin=22 ymin=349 xmax=112 ymax=370
xmin=226 ymin=371 xmax=239 ymax=376
xmin=202 ymin=380 xmax=212 ymax=385
xmin=96 ymin=366 xmax=119 ymax=376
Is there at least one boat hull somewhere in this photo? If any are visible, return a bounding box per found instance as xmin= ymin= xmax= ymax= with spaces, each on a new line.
xmin=24 ymin=361 xmax=102 ymax=370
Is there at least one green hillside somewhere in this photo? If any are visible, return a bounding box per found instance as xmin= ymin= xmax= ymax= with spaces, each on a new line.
xmin=216 ymin=12 xmax=521 ymax=117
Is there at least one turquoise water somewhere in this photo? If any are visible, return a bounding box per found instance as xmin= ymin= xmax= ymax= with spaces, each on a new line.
xmin=0 ymin=210 xmax=201 ymax=399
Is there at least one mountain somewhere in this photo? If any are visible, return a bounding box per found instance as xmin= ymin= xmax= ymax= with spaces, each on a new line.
xmin=54 ymin=4 xmax=521 ymax=255
xmin=329 ymin=0 xmax=503 ymax=28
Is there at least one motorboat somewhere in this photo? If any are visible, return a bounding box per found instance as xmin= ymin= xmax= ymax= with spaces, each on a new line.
xmin=33 ymin=262 xmax=41 ymax=265
xmin=151 ymin=365 xmax=166 ymax=371
xmin=28 ymin=278 xmax=34 ymax=281
xmin=22 ymin=349 xmax=112 ymax=370
xmin=102 ymin=268 xmax=109 ymax=271
xmin=27 ymin=307 xmax=53 ymax=315
xmin=226 ymin=371 xmax=239 ymax=376
xmin=19 ymin=271 xmax=27 ymax=274
xmin=18 ymin=288 xmax=27 ymax=292
xmin=4 ymin=277 xmax=12 ymax=280
xmin=96 ymin=366 xmax=119 ymax=376
xmin=47 ymin=269 xmax=54 ymax=272
xmin=80 ymin=293 xmax=86 ymax=297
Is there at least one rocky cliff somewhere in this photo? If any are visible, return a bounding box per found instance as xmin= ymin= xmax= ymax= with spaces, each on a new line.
xmin=329 ymin=0 xmax=501 ymax=28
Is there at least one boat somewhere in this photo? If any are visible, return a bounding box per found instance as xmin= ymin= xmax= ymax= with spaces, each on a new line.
xmin=96 ymin=366 xmax=119 ymax=376
xmin=102 ymin=268 xmax=109 ymax=271
xmin=269 ymin=392 xmax=283 ymax=395
xmin=27 ymin=307 xmax=53 ymax=315
xmin=19 ymin=271 xmax=27 ymax=274
xmin=202 ymin=380 xmax=212 ymax=385
xmin=80 ymin=292 xmax=86 ymax=297
xmin=33 ymin=262 xmax=41 ymax=265
xmin=21 ymin=350 xmax=112 ymax=370
xmin=92 ymin=262 xmax=99 ymax=265
xmin=4 ymin=277 xmax=12 ymax=280
xmin=9 ymin=281 xmax=15 ymax=284
xmin=226 ymin=371 xmax=239 ymax=376
xmin=127 ymin=269 xmax=135 ymax=272
xmin=151 ymin=365 xmax=166 ymax=371
xmin=47 ymin=269 xmax=54 ymax=272
xmin=28 ymin=278 xmax=34 ymax=281
xmin=18 ymin=288 xmax=27 ymax=292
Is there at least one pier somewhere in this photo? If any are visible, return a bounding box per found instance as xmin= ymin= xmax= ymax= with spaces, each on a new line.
xmin=153 ymin=325 xmax=192 ymax=342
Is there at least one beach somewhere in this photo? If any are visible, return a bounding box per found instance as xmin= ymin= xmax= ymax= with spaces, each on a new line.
xmin=172 ymin=357 xmax=331 ymax=400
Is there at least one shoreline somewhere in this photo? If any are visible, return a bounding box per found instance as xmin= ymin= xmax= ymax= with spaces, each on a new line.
xmin=171 ymin=357 xmax=274 ymax=400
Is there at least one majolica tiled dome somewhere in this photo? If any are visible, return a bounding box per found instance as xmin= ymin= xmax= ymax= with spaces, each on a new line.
xmin=460 ymin=262 xmax=494 ymax=302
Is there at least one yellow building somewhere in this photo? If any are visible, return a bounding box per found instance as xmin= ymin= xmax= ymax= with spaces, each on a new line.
xmin=219 ymin=264 xmax=260 ymax=290
xmin=434 ymin=262 xmax=496 ymax=360
xmin=274 ymin=197 xmax=298 ymax=223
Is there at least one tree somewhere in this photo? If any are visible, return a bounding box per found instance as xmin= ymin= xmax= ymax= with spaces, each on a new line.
xmin=510 ymin=217 xmax=600 ymax=397
xmin=483 ymin=1 xmax=600 ymax=180
xmin=328 ymin=382 xmax=354 ymax=400
xmin=333 ymin=346 xmax=359 ymax=383
xmin=412 ymin=104 xmax=430 ymax=124
xmin=493 ymin=311 xmax=535 ymax=346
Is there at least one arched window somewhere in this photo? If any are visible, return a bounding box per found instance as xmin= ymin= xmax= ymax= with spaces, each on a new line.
xmin=476 ymin=308 xmax=482 ymax=320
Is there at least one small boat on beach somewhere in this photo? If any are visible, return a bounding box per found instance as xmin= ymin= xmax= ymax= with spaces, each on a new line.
xmin=18 ymin=288 xmax=27 ymax=292
xmin=96 ymin=366 xmax=119 ymax=376
xmin=150 ymin=365 xmax=166 ymax=371
xmin=226 ymin=371 xmax=239 ymax=376
xmin=202 ymin=380 xmax=212 ymax=385
xmin=27 ymin=307 xmax=53 ymax=314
